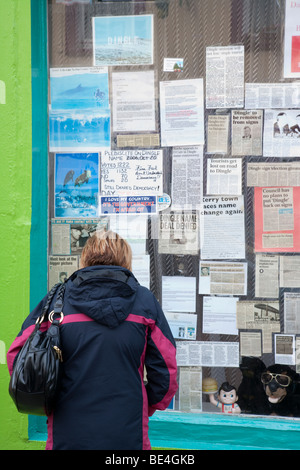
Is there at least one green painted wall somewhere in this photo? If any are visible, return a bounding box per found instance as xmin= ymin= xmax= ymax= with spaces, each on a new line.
xmin=0 ymin=0 xmax=44 ymax=450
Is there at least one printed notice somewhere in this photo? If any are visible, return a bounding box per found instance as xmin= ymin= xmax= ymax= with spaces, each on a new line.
xmin=160 ymin=79 xmax=204 ymax=147
xmin=162 ymin=276 xmax=196 ymax=313
xmin=112 ymin=70 xmax=155 ymax=132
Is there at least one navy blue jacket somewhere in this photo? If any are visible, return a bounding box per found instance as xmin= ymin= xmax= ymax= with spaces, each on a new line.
xmin=7 ymin=265 xmax=178 ymax=450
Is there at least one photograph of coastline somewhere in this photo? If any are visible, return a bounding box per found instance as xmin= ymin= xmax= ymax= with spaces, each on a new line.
xmin=93 ymin=15 xmax=153 ymax=66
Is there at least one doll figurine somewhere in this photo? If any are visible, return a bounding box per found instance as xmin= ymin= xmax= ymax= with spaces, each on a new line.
xmin=209 ymin=381 xmax=241 ymax=414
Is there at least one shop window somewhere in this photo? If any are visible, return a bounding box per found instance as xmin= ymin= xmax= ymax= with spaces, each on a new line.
xmin=45 ymin=0 xmax=300 ymax=420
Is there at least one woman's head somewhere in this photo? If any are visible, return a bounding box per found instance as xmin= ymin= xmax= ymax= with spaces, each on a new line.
xmin=80 ymin=230 xmax=132 ymax=271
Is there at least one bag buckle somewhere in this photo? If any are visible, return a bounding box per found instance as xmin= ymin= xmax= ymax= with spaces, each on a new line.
xmin=48 ymin=310 xmax=64 ymax=324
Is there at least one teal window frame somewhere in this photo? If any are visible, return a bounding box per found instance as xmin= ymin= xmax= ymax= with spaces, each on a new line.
xmin=28 ymin=0 xmax=300 ymax=450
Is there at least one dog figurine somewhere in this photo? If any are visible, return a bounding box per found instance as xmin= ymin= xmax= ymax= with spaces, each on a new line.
xmin=261 ymin=364 xmax=300 ymax=417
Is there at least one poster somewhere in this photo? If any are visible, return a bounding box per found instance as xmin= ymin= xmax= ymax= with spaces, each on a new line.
xmin=206 ymin=45 xmax=244 ymax=109
xmin=159 ymin=79 xmax=204 ymax=147
xmin=254 ymin=187 xmax=300 ymax=252
xmin=100 ymin=149 xmax=163 ymax=196
xmin=112 ymin=71 xmax=156 ymax=132
xmin=284 ymin=1 xmax=300 ymax=78
xmin=263 ymin=109 xmax=300 ymax=157
xmin=49 ymin=109 xmax=111 ymax=152
xmin=93 ymin=15 xmax=153 ymax=66
xmin=100 ymin=195 xmax=157 ymax=215
xmin=50 ymin=67 xmax=109 ymax=110
xmin=54 ymin=153 xmax=100 ymax=218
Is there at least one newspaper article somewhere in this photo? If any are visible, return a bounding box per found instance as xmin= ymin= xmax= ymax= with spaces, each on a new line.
xmin=280 ymin=256 xmax=300 ymax=288
xmin=199 ymin=261 xmax=247 ymax=296
xmin=206 ymin=45 xmax=244 ymax=109
xmin=247 ymin=162 xmax=300 ymax=187
xmin=245 ymin=82 xmax=300 ymax=108
xmin=117 ymin=134 xmax=160 ymax=148
xmin=206 ymin=158 xmax=242 ymax=195
xmin=231 ymin=110 xmax=263 ymax=156
xmin=240 ymin=331 xmax=262 ymax=357
xmin=236 ymin=301 xmax=280 ymax=353
xmin=200 ymin=195 xmax=245 ymax=259
xmin=171 ymin=146 xmax=203 ymax=208
xmin=179 ymin=367 xmax=202 ymax=412
xmin=176 ymin=341 xmax=239 ymax=367
xmin=158 ymin=211 xmax=199 ymax=255
xmin=284 ymin=292 xmax=300 ymax=334
xmin=255 ymin=254 xmax=279 ymax=299
xmin=262 ymin=187 xmax=294 ymax=232
xmin=48 ymin=255 xmax=79 ymax=289
xmin=254 ymin=187 xmax=300 ymax=252
xmin=263 ymin=109 xmax=300 ymax=157
xmin=51 ymin=218 xmax=108 ymax=255
xmin=275 ymin=334 xmax=295 ymax=365
xmin=206 ymin=114 xmax=229 ymax=153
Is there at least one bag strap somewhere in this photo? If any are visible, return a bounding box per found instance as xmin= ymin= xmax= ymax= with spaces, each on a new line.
xmin=38 ymin=282 xmax=66 ymax=325
xmin=41 ymin=282 xmax=62 ymax=318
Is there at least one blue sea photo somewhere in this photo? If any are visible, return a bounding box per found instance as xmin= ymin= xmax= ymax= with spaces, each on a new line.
xmin=93 ymin=15 xmax=153 ymax=66
xmin=55 ymin=152 xmax=99 ymax=218
xmin=50 ymin=67 xmax=109 ymax=110
xmin=49 ymin=108 xmax=111 ymax=152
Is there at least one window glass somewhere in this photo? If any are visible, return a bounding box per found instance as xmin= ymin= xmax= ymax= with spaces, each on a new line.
xmin=47 ymin=0 xmax=300 ymax=418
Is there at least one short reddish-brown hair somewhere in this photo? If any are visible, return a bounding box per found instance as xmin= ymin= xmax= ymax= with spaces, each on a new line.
xmin=80 ymin=230 xmax=132 ymax=271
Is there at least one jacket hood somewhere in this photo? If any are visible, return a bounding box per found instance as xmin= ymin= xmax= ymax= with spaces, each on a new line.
xmin=66 ymin=265 xmax=139 ymax=328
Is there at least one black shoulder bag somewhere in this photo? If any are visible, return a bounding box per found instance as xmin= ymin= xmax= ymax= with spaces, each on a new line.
xmin=9 ymin=282 xmax=66 ymax=416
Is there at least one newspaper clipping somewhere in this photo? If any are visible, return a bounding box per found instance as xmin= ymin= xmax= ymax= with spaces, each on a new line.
xmin=231 ymin=109 xmax=263 ymax=156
